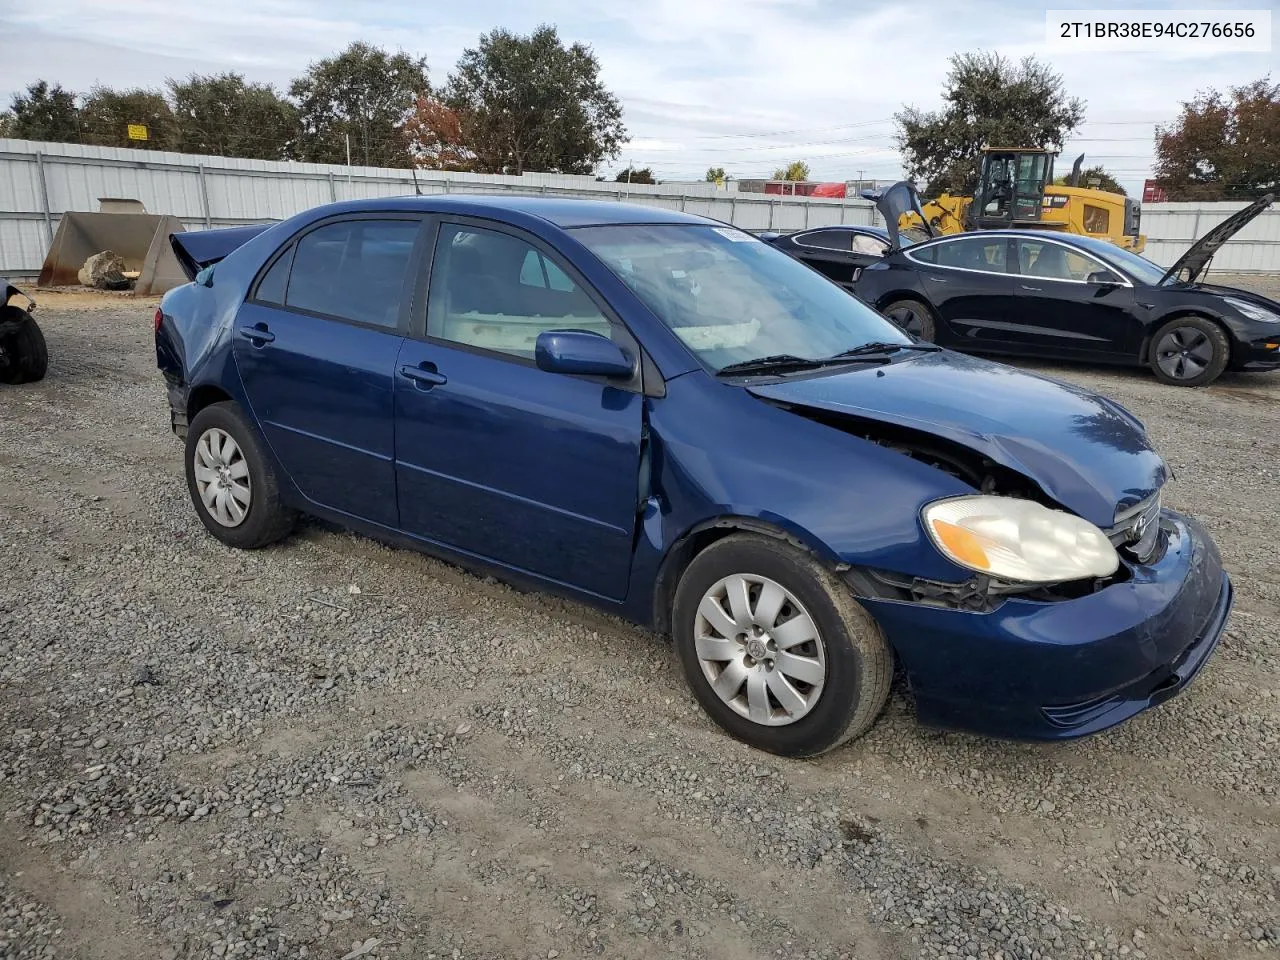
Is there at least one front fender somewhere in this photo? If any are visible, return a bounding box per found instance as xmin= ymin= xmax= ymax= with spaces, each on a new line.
xmin=621 ymin=372 xmax=975 ymax=625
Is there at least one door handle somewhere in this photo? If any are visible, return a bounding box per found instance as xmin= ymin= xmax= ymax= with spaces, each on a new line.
xmin=399 ymin=363 xmax=447 ymax=389
xmin=1019 ymin=284 xmax=1043 ymax=292
xmin=238 ymin=323 xmax=275 ymax=345
xmin=925 ymin=275 xmax=949 ymax=283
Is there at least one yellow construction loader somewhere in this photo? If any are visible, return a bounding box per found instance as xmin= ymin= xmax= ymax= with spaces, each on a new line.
xmin=901 ymin=149 xmax=1146 ymax=252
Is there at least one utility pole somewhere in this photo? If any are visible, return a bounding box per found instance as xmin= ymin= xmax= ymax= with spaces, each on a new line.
xmin=345 ymin=133 xmax=352 ymax=188
xmin=627 ymin=159 xmax=633 ymax=184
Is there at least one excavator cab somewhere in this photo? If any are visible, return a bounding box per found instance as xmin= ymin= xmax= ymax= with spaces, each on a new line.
xmin=970 ymin=149 xmax=1055 ymax=229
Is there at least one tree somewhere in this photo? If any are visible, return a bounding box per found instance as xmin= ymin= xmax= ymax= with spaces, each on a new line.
xmin=168 ymin=73 xmax=297 ymax=160
xmin=290 ymin=42 xmax=429 ymax=168
xmin=80 ymin=86 xmax=176 ymax=149
xmin=1153 ymin=77 xmax=1280 ymax=200
xmin=895 ymin=52 xmax=1085 ymax=195
xmin=442 ymin=24 xmax=626 ymax=175
xmin=404 ymin=96 xmax=475 ymax=170
xmin=1055 ymin=164 xmax=1126 ymax=195
xmin=6 ymin=81 xmax=81 ymax=143
xmin=614 ymin=166 xmax=655 ymax=184
xmin=773 ymin=160 xmax=810 ymax=181
xmin=705 ymin=166 xmax=728 ymax=182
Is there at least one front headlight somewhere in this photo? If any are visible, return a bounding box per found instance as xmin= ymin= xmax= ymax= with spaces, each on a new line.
xmin=923 ymin=496 xmax=1119 ymax=584
xmin=1224 ymin=296 xmax=1280 ymax=323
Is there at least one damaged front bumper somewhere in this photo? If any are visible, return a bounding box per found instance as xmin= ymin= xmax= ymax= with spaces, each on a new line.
xmin=858 ymin=511 xmax=1231 ymax=740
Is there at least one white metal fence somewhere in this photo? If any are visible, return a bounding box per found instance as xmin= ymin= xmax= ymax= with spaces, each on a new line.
xmin=2 ymin=138 xmax=1277 ymax=278
xmin=0 ymin=138 xmax=879 ymax=279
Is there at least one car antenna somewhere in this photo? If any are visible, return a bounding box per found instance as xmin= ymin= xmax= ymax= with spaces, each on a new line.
xmin=410 ymin=166 xmax=423 ymax=196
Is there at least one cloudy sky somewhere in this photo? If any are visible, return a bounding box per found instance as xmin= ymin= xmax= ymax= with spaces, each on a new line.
xmin=0 ymin=0 xmax=1275 ymax=191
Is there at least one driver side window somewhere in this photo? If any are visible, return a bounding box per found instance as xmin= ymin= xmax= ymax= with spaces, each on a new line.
xmin=1016 ymin=240 xmax=1118 ymax=282
xmin=426 ymin=224 xmax=615 ymax=360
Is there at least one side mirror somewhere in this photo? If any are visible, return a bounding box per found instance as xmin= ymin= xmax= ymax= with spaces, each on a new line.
xmin=535 ymin=329 xmax=634 ymax=378
xmin=1087 ymin=270 xmax=1120 ymax=286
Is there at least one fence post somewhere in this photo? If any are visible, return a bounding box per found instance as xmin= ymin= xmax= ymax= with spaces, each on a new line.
xmin=327 ymin=172 xmax=337 ymax=202
xmin=680 ymin=195 xmax=687 ymax=213
xmin=35 ymin=152 xmax=54 ymax=246
xmin=730 ymin=195 xmax=737 ymax=226
xmin=803 ymin=201 xmax=810 ymax=229
xmin=197 ymin=164 xmax=212 ymax=228
xmin=768 ymin=200 xmax=775 ymax=230
xmin=839 ymin=203 xmax=848 ymax=225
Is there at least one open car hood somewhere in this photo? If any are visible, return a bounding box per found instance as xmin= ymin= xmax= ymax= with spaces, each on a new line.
xmin=1161 ymin=193 xmax=1273 ymax=285
xmin=859 ymin=180 xmax=935 ymax=251
xmin=748 ymin=351 xmax=1167 ymax=528
xmin=170 ymin=224 xmax=273 ymax=281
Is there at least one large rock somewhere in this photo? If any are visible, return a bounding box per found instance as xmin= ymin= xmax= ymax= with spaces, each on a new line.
xmin=77 ymin=251 xmax=131 ymax=290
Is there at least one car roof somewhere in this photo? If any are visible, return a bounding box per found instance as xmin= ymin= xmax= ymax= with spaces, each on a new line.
xmin=319 ymin=194 xmax=712 ymax=228
xmin=914 ymin=230 xmax=1096 ymax=247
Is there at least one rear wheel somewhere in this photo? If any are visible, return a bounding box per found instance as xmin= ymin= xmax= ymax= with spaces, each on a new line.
xmin=672 ymin=534 xmax=893 ymax=757
xmin=0 ymin=306 xmax=48 ymax=384
xmin=1149 ymin=316 xmax=1229 ymax=387
xmin=881 ymin=298 xmax=936 ymax=341
xmin=185 ymin=401 xmax=296 ymax=549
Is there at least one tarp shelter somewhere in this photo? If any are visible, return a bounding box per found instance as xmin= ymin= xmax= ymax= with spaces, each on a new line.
xmin=37 ymin=208 xmax=189 ymax=295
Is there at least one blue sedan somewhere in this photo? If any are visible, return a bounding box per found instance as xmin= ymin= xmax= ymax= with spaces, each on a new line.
xmin=155 ymin=196 xmax=1231 ymax=756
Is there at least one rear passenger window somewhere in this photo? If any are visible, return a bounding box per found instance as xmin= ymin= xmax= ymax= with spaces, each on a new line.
xmin=254 ymin=246 xmax=293 ymax=305
xmin=796 ymin=230 xmax=850 ymax=251
xmin=284 ymin=220 xmax=419 ymax=328
xmin=426 ymin=224 xmax=612 ymax=360
xmin=930 ymin=237 xmax=1007 ymax=272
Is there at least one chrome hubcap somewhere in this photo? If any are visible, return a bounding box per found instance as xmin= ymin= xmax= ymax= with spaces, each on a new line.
xmin=193 ymin=427 xmax=251 ymax=527
xmin=694 ymin=574 xmax=826 ymax=726
xmin=1156 ymin=327 xmax=1212 ymax=380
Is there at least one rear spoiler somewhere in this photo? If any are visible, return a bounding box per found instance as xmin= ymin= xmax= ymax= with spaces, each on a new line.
xmin=170 ymin=224 xmax=273 ymax=281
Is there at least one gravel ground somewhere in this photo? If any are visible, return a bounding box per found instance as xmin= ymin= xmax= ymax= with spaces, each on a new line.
xmin=1 ymin=279 xmax=1278 ymax=960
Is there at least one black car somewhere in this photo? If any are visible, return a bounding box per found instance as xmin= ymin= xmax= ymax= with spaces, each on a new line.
xmin=763 ymin=225 xmax=915 ymax=290
xmin=853 ymin=193 xmax=1278 ymax=386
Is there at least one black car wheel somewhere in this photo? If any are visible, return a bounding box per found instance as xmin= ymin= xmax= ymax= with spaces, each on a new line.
xmin=185 ymin=401 xmax=297 ymax=549
xmin=672 ymin=533 xmax=893 ymax=757
xmin=1149 ymin=317 xmax=1229 ymax=387
xmin=0 ymin=306 xmax=49 ymax=384
xmin=881 ymin=298 xmax=936 ymax=341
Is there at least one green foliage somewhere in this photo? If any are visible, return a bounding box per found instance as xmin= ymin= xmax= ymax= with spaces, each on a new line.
xmin=443 ymin=24 xmax=626 ymax=175
xmin=772 ymin=160 xmax=810 ymax=181
xmin=896 ymin=52 xmax=1085 ymax=195
xmin=1154 ymin=77 xmax=1280 ymax=200
xmin=6 ymin=81 xmax=81 ymax=142
xmin=705 ymin=166 xmax=727 ymax=182
xmin=168 ymin=73 xmax=298 ymax=159
xmin=289 ymin=42 xmax=429 ymax=168
xmin=80 ymin=86 xmax=176 ymax=149
xmin=1055 ymin=165 xmax=1126 ymax=196
xmin=614 ymin=166 xmax=655 ymax=183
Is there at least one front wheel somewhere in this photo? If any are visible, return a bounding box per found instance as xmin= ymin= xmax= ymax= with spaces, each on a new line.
xmin=881 ymin=298 xmax=936 ymax=342
xmin=1149 ymin=316 xmax=1229 ymax=387
xmin=672 ymin=534 xmax=893 ymax=757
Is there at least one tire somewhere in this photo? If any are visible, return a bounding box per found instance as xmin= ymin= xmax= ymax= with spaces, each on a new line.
xmin=1148 ymin=316 xmax=1230 ymax=387
xmin=881 ymin=298 xmax=936 ymax=341
xmin=672 ymin=533 xmax=893 ymax=757
xmin=0 ymin=306 xmax=48 ymax=384
xmin=184 ymin=401 xmax=296 ymax=549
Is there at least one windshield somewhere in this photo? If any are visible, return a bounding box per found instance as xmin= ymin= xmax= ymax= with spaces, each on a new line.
xmin=1068 ymin=235 xmax=1170 ymax=285
xmin=572 ymin=224 xmax=910 ymax=372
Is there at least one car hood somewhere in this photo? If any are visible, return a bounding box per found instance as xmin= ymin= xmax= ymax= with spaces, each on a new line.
xmin=1177 ymin=282 xmax=1280 ymax=312
xmin=747 ymin=351 xmax=1167 ymax=528
xmin=1161 ymin=193 xmax=1273 ymax=285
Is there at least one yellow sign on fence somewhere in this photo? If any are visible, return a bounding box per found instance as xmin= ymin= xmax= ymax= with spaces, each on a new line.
xmin=127 ymin=124 xmax=149 ymax=141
